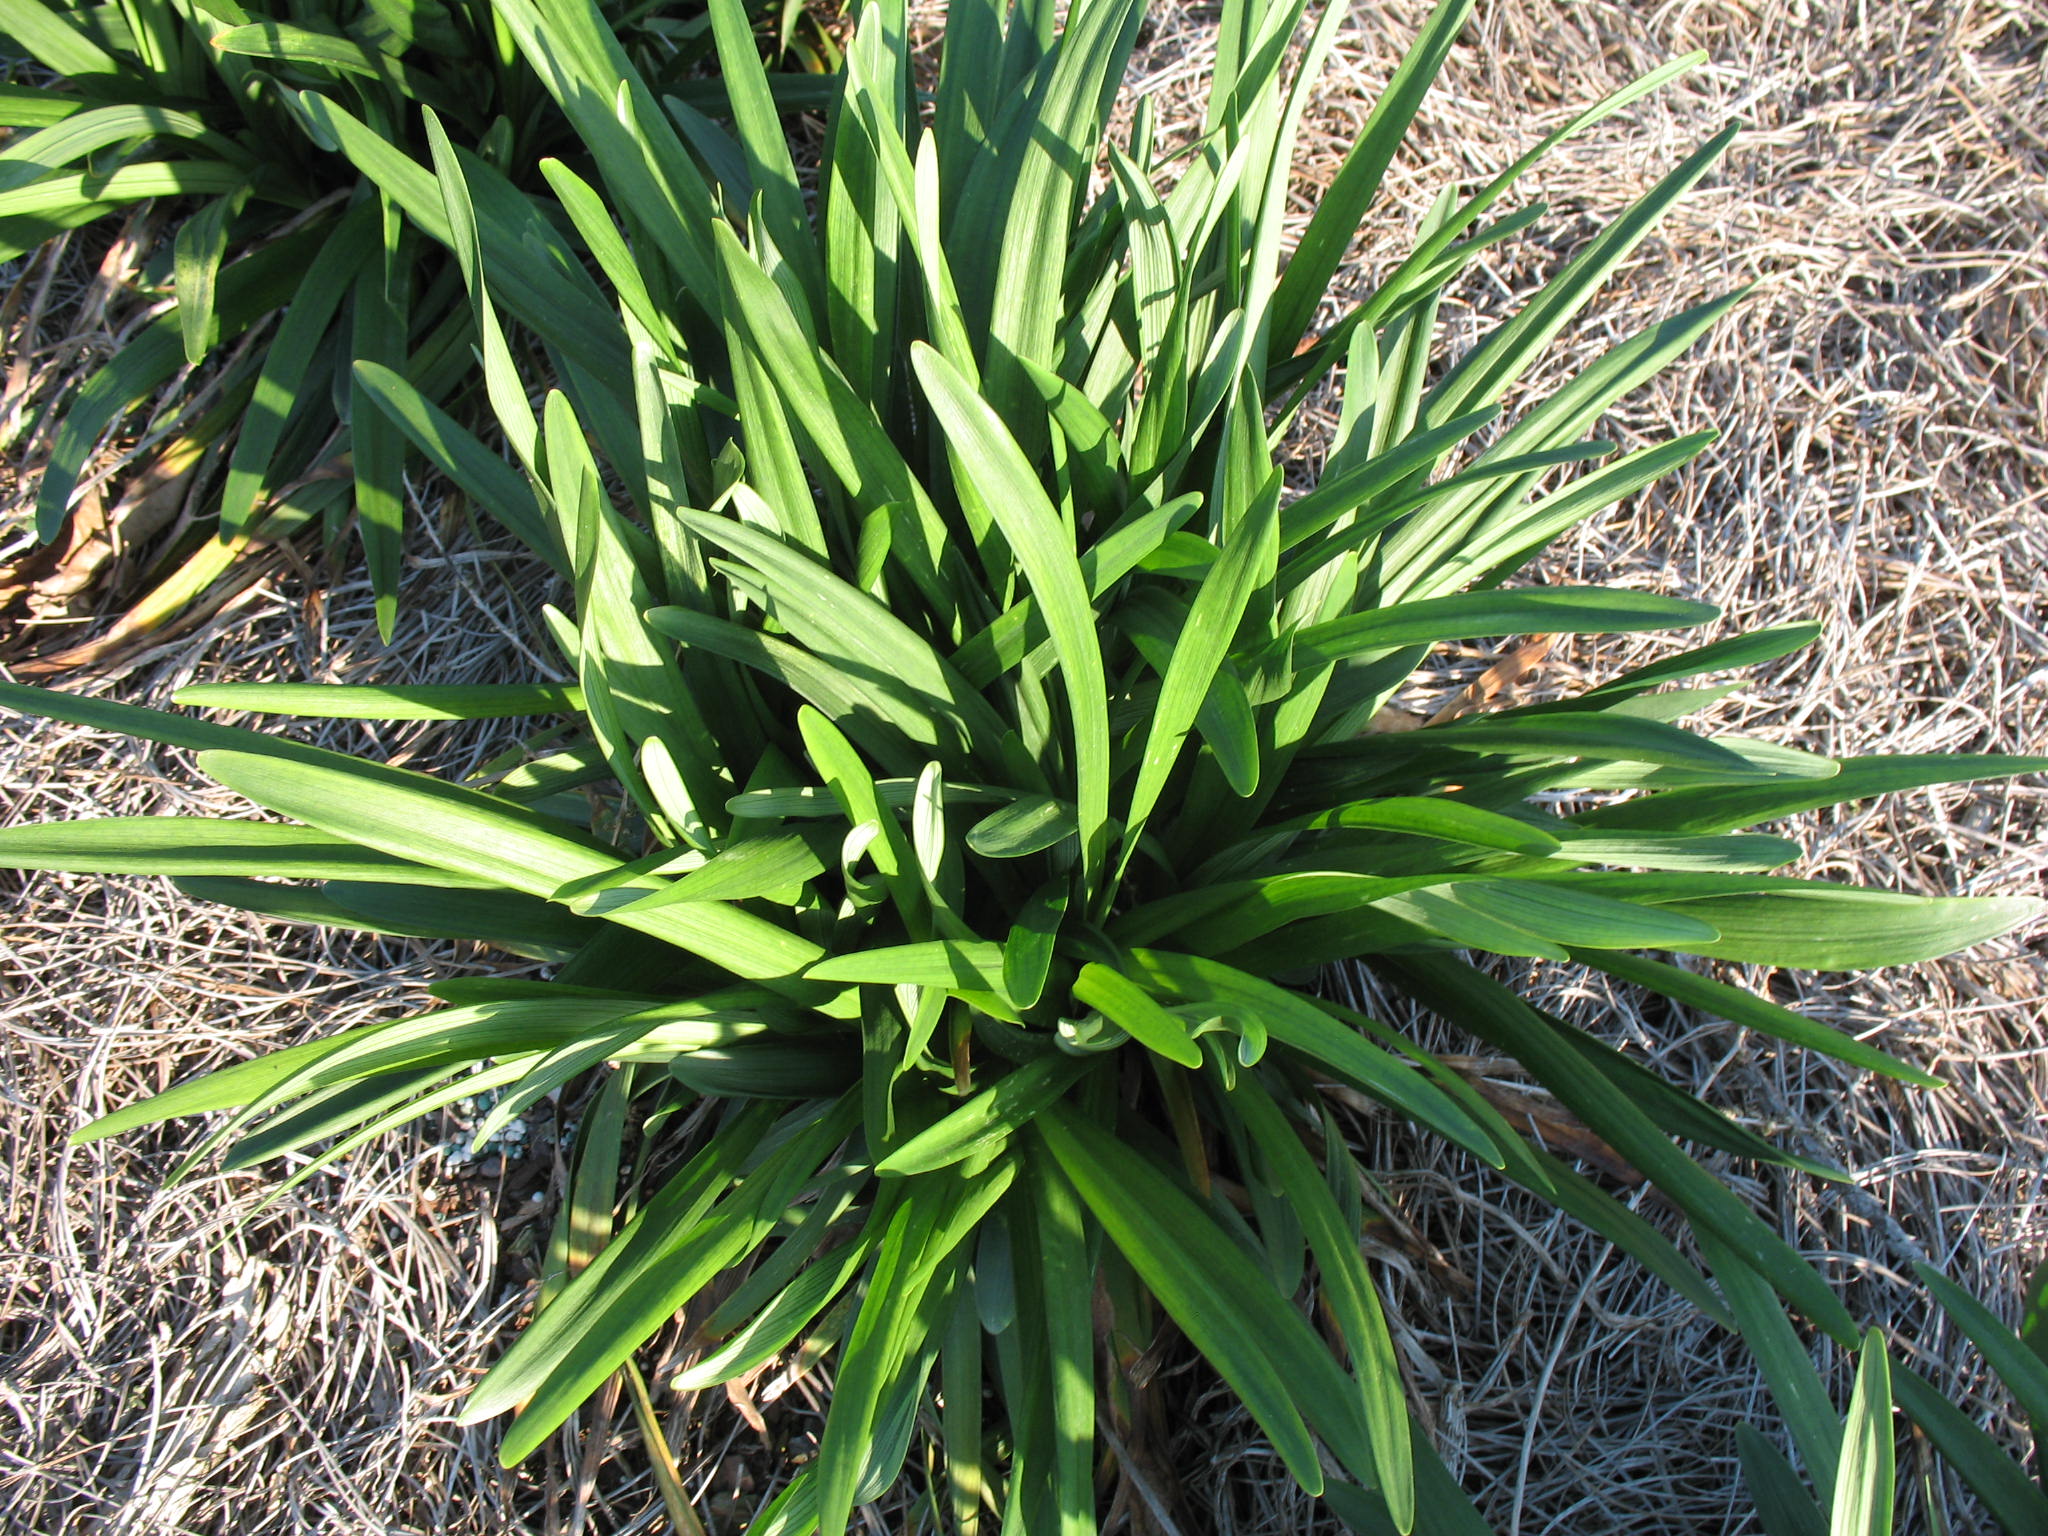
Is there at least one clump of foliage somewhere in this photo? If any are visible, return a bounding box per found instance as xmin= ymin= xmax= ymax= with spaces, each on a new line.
xmin=5 ymin=0 xmax=2046 ymax=1528
xmin=0 ymin=0 xmax=826 ymax=638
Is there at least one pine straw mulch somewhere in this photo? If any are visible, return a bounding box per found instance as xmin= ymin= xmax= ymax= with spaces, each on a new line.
xmin=4 ymin=0 xmax=2047 ymax=1531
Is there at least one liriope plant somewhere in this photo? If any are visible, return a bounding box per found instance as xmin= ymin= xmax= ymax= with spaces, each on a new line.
xmin=0 ymin=0 xmax=828 ymax=644
xmin=4 ymin=0 xmax=2045 ymax=1528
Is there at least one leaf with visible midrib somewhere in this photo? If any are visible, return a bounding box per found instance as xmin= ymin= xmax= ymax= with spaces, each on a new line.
xmin=196 ymin=751 xmax=826 ymax=991
xmin=1035 ymin=1106 xmax=1337 ymax=1495
xmin=913 ymin=343 xmax=1112 ymax=887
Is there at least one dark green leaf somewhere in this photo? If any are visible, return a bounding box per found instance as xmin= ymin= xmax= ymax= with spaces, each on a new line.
xmin=877 ymin=1057 xmax=1092 ymax=1177
xmin=176 ymin=683 xmax=582 ymax=719
xmin=1037 ymin=1105 xmax=1346 ymax=1495
xmin=1574 ymin=755 xmax=2048 ymax=836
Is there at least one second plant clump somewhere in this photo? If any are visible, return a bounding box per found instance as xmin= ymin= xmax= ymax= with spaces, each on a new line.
xmin=0 ymin=0 xmax=824 ymax=650
xmin=6 ymin=0 xmax=2047 ymax=1530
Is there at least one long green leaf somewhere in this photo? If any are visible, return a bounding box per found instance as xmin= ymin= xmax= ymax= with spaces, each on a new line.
xmin=1266 ymin=0 xmax=1475 ymax=356
xmin=1037 ymin=1106 xmax=1338 ymax=1495
xmin=817 ymin=1162 xmax=1014 ymax=1533
xmin=1574 ymin=754 xmax=2048 ymax=836
xmin=0 ymin=816 xmax=491 ymax=885
xmin=196 ymin=751 xmax=826 ymax=991
xmin=807 ymin=940 xmax=1007 ymax=995
xmin=1297 ymin=588 xmax=1718 ymax=662
xmin=1737 ymin=1427 xmax=1828 ymax=1536
xmin=1423 ymin=125 xmax=1738 ymax=425
xmin=1234 ymin=1073 xmax=1413 ymax=1529
xmin=913 ymin=343 xmax=1111 ymax=884
xmin=351 ymin=360 xmax=561 ymax=568
xmin=178 ymin=877 xmax=599 ymax=961
xmin=0 ymin=159 xmax=249 ymax=223
xmin=216 ymin=204 xmax=379 ymax=538
xmin=1123 ymin=472 xmax=1279 ymax=864
xmin=212 ymin=19 xmax=393 ymax=76
xmin=1381 ymin=953 xmax=1860 ymax=1332
xmin=171 ymin=183 xmax=247 ymax=363
xmin=352 ymin=213 xmax=413 ymax=640
xmin=0 ymin=0 xmax=122 ymax=75
xmin=484 ymin=1099 xmax=859 ymax=1464
xmin=1913 ymin=1263 xmax=2048 ymax=1439
xmin=1831 ymin=1332 xmax=1894 ymax=1536
xmin=175 ymin=683 xmax=581 ymax=719
xmin=1623 ymin=883 xmax=2041 ymax=969
xmin=1576 ymin=951 xmax=1941 ymax=1087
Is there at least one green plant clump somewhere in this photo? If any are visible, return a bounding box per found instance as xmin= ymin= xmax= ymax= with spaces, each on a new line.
xmin=5 ymin=0 xmax=2046 ymax=1528
xmin=0 ymin=0 xmax=826 ymax=636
